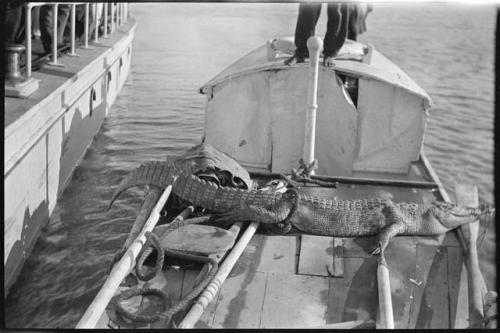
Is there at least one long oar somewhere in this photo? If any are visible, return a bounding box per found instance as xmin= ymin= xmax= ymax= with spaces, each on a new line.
xmin=302 ymin=36 xmax=323 ymax=175
xmin=377 ymin=254 xmax=394 ymax=329
xmin=178 ymin=221 xmax=260 ymax=328
xmin=455 ymin=184 xmax=487 ymax=328
xmin=76 ymin=185 xmax=172 ymax=328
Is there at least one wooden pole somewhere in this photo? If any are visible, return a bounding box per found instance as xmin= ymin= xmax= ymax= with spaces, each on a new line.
xmin=303 ymin=36 xmax=323 ymax=174
xmin=377 ymin=254 xmax=394 ymax=329
xmin=454 ymin=184 xmax=486 ymax=328
xmin=76 ymin=185 xmax=172 ymax=328
xmin=178 ymin=221 xmax=260 ymax=328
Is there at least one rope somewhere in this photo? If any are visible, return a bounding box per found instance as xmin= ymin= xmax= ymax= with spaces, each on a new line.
xmin=280 ymin=158 xmax=338 ymax=189
xmin=112 ymin=215 xmax=218 ymax=326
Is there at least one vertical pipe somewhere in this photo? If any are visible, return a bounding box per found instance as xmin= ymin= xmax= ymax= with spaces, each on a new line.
xmin=84 ymin=3 xmax=89 ymax=48
xmin=94 ymin=3 xmax=98 ymax=42
xmin=52 ymin=4 xmax=58 ymax=64
xmin=117 ymin=3 xmax=120 ymax=27
xmin=69 ymin=4 xmax=76 ymax=55
xmin=110 ymin=3 xmax=115 ymax=33
xmin=103 ymin=2 xmax=108 ymax=37
xmin=25 ymin=5 xmax=32 ymax=77
xmin=303 ymin=36 xmax=323 ymax=174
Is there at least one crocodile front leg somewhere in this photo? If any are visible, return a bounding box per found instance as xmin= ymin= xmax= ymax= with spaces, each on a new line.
xmin=369 ymin=222 xmax=406 ymax=255
xmin=369 ymin=201 xmax=407 ymax=255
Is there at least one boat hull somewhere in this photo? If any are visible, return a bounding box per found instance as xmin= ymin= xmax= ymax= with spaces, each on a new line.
xmin=4 ymin=19 xmax=137 ymax=296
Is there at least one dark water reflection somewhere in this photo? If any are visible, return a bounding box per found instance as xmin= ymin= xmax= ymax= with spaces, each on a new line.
xmin=4 ymin=3 xmax=495 ymax=328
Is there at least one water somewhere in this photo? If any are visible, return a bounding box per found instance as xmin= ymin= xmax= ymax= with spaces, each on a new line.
xmin=5 ymin=3 xmax=495 ymax=328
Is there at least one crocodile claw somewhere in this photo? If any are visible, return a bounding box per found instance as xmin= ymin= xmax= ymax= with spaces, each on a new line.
xmin=369 ymin=243 xmax=382 ymax=255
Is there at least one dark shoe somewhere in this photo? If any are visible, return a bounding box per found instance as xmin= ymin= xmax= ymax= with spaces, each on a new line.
xmin=284 ymin=53 xmax=307 ymax=66
xmin=323 ymin=55 xmax=336 ymax=67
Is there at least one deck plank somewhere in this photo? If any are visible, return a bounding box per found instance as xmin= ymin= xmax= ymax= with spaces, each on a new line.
xmin=327 ymin=257 xmax=378 ymax=324
xmin=255 ymin=235 xmax=297 ymax=274
xmin=447 ymin=246 xmax=469 ymax=328
xmin=341 ymin=236 xmax=377 ymax=258
xmin=409 ymin=244 xmax=450 ymax=328
xmin=298 ymin=235 xmax=334 ymax=277
xmin=260 ymin=272 xmax=330 ymax=328
xmin=384 ymin=236 xmax=417 ymax=329
xmin=211 ymin=270 xmax=267 ymax=328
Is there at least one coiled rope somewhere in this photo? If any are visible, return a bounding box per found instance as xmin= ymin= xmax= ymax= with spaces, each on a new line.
xmin=112 ymin=215 xmax=218 ymax=326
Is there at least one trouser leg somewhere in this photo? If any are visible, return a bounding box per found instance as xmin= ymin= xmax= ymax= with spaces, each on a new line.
xmin=294 ymin=2 xmax=322 ymax=57
xmin=5 ymin=3 xmax=24 ymax=44
xmin=40 ymin=4 xmax=70 ymax=54
xmin=324 ymin=2 xmax=349 ymax=57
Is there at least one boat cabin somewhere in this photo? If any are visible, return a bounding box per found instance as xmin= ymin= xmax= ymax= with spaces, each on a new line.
xmin=200 ymin=37 xmax=432 ymax=177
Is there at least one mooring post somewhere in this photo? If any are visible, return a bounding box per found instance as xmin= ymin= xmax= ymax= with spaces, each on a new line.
xmin=303 ymin=36 xmax=323 ymax=174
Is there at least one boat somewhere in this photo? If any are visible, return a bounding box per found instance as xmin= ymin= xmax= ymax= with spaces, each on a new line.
xmin=4 ymin=2 xmax=136 ymax=297
xmin=76 ymin=35 xmax=496 ymax=329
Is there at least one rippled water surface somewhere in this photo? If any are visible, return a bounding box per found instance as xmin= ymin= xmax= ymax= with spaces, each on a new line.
xmin=5 ymin=3 xmax=495 ymax=328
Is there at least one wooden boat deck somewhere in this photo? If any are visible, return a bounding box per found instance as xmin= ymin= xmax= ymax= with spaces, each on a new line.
xmin=96 ymin=177 xmax=469 ymax=329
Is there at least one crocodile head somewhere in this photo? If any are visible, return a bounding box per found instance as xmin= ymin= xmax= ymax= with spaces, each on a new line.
xmin=432 ymin=201 xmax=495 ymax=229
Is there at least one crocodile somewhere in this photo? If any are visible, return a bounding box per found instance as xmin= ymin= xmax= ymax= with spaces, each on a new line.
xmin=110 ymin=159 xmax=493 ymax=254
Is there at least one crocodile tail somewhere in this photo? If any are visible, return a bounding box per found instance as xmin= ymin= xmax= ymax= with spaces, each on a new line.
xmin=173 ymin=171 xmax=230 ymax=212
xmin=108 ymin=161 xmax=175 ymax=209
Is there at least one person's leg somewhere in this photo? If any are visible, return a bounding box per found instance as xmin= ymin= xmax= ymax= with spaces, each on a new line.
xmin=57 ymin=5 xmax=70 ymax=43
xmin=294 ymin=2 xmax=322 ymax=58
xmin=323 ymin=2 xmax=349 ymax=66
xmin=347 ymin=4 xmax=359 ymax=41
xmin=285 ymin=2 xmax=321 ymax=65
xmin=5 ymin=3 xmax=23 ymax=44
xmin=39 ymin=5 xmax=53 ymax=53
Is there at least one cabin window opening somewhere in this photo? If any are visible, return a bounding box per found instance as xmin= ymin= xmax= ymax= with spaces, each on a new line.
xmin=90 ymin=88 xmax=97 ymax=117
xmin=338 ymin=74 xmax=359 ymax=107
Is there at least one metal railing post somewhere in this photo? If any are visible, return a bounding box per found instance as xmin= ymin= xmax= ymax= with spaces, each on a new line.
xmin=69 ymin=4 xmax=77 ymax=56
xmin=116 ymin=3 xmax=120 ymax=27
xmin=25 ymin=4 xmax=32 ymax=77
xmin=84 ymin=3 xmax=89 ymax=48
xmin=110 ymin=3 xmax=115 ymax=33
xmin=51 ymin=3 xmax=58 ymax=64
xmin=103 ymin=2 xmax=108 ymax=37
xmin=94 ymin=3 xmax=98 ymax=42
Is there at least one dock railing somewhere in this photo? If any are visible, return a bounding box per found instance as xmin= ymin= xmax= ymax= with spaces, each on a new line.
xmin=5 ymin=2 xmax=129 ymax=97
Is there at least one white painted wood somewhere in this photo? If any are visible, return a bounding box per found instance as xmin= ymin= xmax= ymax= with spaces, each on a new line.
xmin=200 ymin=37 xmax=431 ymax=104
xmin=203 ymin=37 xmax=426 ymax=175
xmin=377 ymin=256 xmax=394 ymax=329
xmin=4 ymin=19 xmax=137 ymax=295
xmin=302 ymin=36 xmax=322 ymax=169
xmin=455 ymin=184 xmax=487 ymax=328
xmin=353 ymin=80 xmax=427 ymax=174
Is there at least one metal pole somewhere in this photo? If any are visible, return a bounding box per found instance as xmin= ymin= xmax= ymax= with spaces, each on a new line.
xmin=69 ymin=4 xmax=76 ymax=55
xmin=110 ymin=3 xmax=115 ymax=33
xmin=303 ymin=36 xmax=323 ymax=175
xmin=117 ymin=3 xmax=120 ymax=27
xmin=25 ymin=5 xmax=32 ymax=77
xmin=103 ymin=2 xmax=108 ymax=37
xmin=84 ymin=3 xmax=89 ymax=48
xmin=94 ymin=3 xmax=98 ymax=42
xmin=51 ymin=4 xmax=58 ymax=64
